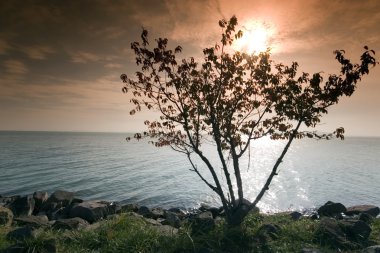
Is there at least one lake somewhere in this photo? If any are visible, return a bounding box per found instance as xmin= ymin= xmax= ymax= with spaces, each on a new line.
xmin=0 ymin=131 xmax=379 ymax=212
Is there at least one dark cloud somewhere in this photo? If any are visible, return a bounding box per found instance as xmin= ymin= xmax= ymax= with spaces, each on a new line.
xmin=0 ymin=0 xmax=379 ymax=134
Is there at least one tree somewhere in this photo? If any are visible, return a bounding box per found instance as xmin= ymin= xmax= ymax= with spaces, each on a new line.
xmin=121 ymin=16 xmax=377 ymax=226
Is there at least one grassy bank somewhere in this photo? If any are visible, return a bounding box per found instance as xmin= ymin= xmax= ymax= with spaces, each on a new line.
xmin=1 ymin=212 xmax=379 ymax=252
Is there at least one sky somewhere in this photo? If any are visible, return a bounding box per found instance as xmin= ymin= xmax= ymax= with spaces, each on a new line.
xmin=0 ymin=0 xmax=379 ymax=136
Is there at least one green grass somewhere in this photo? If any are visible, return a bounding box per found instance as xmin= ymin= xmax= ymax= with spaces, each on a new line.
xmin=1 ymin=212 xmax=379 ymax=253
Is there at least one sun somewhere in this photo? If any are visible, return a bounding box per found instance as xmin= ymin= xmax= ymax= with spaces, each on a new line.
xmin=232 ymin=21 xmax=274 ymax=54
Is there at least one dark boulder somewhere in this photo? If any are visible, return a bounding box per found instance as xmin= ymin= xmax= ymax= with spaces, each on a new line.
xmin=359 ymin=212 xmax=375 ymax=224
xmin=7 ymin=195 xmax=35 ymax=217
xmin=167 ymin=207 xmax=187 ymax=219
xmin=137 ymin=206 xmax=154 ymax=218
xmin=122 ymin=203 xmax=138 ymax=212
xmin=341 ymin=219 xmax=372 ymax=241
xmin=32 ymin=191 xmax=48 ymax=213
xmin=69 ymin=200 xmax=112 ymax=223
xmin=229 ymin=198 xmax=252 ymax=226
xmin=318 ymin=201 xmax=346 ymax=218
xmin=0 ymin=206 xmax=13 ymax=227
xmin=42 ymin=190 xmax=74 ymax=211
xmin=0 ymin=195 xmax=20 ymax=206
xmin=192 ymin=211 xmax=215 ymax=234
xmin=315 ymin=217 xmax=356 ymax=250
xmin=345 ymin=205 xmax=380 ymax=217
xmin=7 ymin=226 xmax=37 ymax=241
xmin=290 ymin=211 xmax=302 ymax=220
xmin=52 ymin=217 xmax=89 ymax=230
xmin=151 ymin=207 xmax=165 ymax=219
xmin=14 ymin=215 xmax=49 ymax=228
xmin=162 ymin=211 xmax=181 ymax=228
xmin=314 ymin=217 xmax=371 ymax=250
xmin=257 ymin=223 xmax=281 ymax=240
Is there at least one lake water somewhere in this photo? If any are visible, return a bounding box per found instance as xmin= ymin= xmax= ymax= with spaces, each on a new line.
xmin=0 ymin=131 xmax=379 ymax=212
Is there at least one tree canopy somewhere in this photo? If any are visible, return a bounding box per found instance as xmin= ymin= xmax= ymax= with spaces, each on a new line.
xmin=121 ymin=16 xmax=377 ymax=225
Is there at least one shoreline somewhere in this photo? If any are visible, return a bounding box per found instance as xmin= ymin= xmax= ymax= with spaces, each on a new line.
xmin=1 ymin=190 xmax=380 ymax=252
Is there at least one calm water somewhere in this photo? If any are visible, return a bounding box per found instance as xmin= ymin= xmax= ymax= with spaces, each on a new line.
xmin=0 ymin=131 xmax=379 ymax=212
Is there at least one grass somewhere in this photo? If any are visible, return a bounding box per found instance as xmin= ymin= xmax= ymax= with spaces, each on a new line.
xmin=0 ymin=212 xmax=379 ymax=253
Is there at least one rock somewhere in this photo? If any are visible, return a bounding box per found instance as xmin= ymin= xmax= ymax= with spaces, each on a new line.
xmin=42 ymin=190 xmax=74 ymax=211
xmin=229 ymin=198 xmax=252 ymax=225
xmin=290 ymin=211 xmax=302 ymax=220
xmin=48 ymin=207 xmax=69 ymax=220
xmin=257 ymin=223 xmax=281 ymax=240
xmin=315 ymin=217 xmax=357 ymax=250
xmin=0 ymin=195 xmax=20 ymax=206
xmin=143 ymin=217 xmax=162 ymax=226
xmin=52 ymin=217 xmax=89 ymax=230
xmin=32 ymin=191 xmax=48 ymax=213
xmin=151 ymin=207 xmax=165 ymax=219
xmin=345 ymin=205 xmax=380 ymax=217
xmin=14 ymin=215 xmax=49 ymax=228
xmin=7 ymin=195 xmax=35 ymax=217
xmin=318 ymin=201 xmax=346 ymax=218
xmin=341 ymin=219 xmax=372 ymax=241
xmin=362 ymin=245 xmax=380 ymax=253
xmin=162 ymin=211 xmax=181 ymax=228
xmin=359 ymin=213 xmax=375 ymax=224
xmin=137 ymin=206 xmax=154 ymax=218
xmin=0 ymin=206 xmax=14 ymax=227
xmin=69 ymin=200 xmax=112 ymax=223
xmin=198 ymin=204 xmax=219 ymax=218
xmin=249 ymin=206 xmax=260 ymax=215
xmin=7 ymin=226 xmax=37 ymax=241
xmin=108 ymin=202 xmax=122 ymax=214
xmin=122 ymin=203 xmax=138 ymax=212
xmin=192 ymin=211 xmax=215 ymax=233
xmin=167 ymin=207 xmax=187 ymax=219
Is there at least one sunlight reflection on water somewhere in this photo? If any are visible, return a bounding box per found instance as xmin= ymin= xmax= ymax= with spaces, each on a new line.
xmin=0 ymin=132 xmax=379 ymax=212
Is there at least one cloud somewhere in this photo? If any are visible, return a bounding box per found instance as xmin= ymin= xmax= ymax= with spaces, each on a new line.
xmin=104 ymin=63 xmax=123 ymax=69
xmin=3 ymin=59 xmax=28 ymax=74
xmin=70 ymin=51 xmax=101 ymax=63
xmin=0 ymin=39 xmax=10 ymax=54
xmin=21 ymin=45 xmax=55 ymax=60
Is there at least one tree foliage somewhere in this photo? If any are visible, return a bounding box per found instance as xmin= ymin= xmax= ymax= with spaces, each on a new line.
xmin=121 ymin=16 xmax=377 ymax=225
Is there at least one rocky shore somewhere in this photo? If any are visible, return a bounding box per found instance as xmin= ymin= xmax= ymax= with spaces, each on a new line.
xmin=1 ymin=190 xmax=380 ymax=252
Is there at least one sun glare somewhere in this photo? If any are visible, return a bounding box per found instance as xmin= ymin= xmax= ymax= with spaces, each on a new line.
xmin=233 ymin=21 xmax=274 ymax=54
